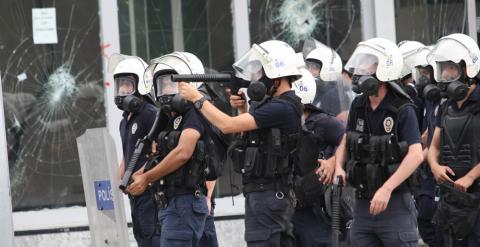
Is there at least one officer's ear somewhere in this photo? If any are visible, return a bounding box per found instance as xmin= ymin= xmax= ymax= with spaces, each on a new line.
xmin=274 ymin=79 xmax=281 ymax=87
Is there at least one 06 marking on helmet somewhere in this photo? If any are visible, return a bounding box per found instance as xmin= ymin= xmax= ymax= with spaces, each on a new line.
xmin=386 ymin=55 xmax=393 ymax=66
xmin=275 ymin=60 xmax=285 ymax=68
xmin=299 ymin=85 xmax=308 ymax=91
xmin=471 ymin=53 xmax=478 ymax=64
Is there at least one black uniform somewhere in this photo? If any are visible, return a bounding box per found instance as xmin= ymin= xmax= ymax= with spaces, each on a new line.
xmin=231 ymin=90 xmax=302 ymax=247
xmin=346 ymin=88 xmax=421 ymax=246
xmin=119 ymin=102 xmax=160 ymax=247
xmin=433 ymin=85 xmax=480 ymax=246
xmin=293 ymin=109 xmax=345 ymax=247
xmin=153 ymin=107 xmax=209 ymax=246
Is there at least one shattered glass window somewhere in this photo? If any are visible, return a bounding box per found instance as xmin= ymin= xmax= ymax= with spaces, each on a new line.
xmin=248 ymin=0 xmax=363 ymax=61
xmin=395 ymin=0 xmax=468 ymax=45
xmin=117 ymin=0 xmax=241 ymax=197
xmin=0 ymin=0 xmax=105 ymax=210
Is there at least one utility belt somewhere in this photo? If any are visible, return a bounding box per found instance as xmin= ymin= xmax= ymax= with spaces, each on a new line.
xmin=432 ymin=182 xmax=480 ymax=240
xmin=229 ymin=128 xmax=297 ymax=179
xmin=242 ymin=178 xmax=293 ymax=200
xmin=151 ymin=185 xmax=206 ymax=210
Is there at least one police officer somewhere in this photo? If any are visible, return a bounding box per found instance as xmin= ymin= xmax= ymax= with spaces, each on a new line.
xmin=126 ymin=52 xmax=211 ymax=246
xmin=178 ymin=40 xmax=303 ymax=246
xmin=399 ymin=40 xmax=427 ymax=131
xmin=108 ymin=54 xmax=160 ymax=247
xmin=335 ymin=38 xmax=424 ymax=246
xmin=427 ymin=33 xmax=480 ymax=246
xmin=407 ymin=45 xmax=444 ymax=246
xmin=291 ymin=68 xmax=346 ymax=246
xmin=305 ymin=42 xmax=351 ymax=120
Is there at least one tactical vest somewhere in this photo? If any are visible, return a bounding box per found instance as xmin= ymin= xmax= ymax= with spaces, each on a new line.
xmin=154 ymin=113 xmax=207 ymax=195
xmin=294 ymin=110 xmax=336 ymax=209
xmin=439 ymin=101 xmax=480 ymax=192
xmin=346 ymin=94 xmax=411 ymax=199
xmin=230 ymin=94 xmax=303 ymax=185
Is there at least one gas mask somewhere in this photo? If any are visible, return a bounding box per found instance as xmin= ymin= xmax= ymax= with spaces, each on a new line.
xmin=434 ymin=61 xmax=469 ymax=101
xmin=245 ymin=75 xmax=274 ymax=102
xmin=154 ymin=73 xmax=190 ymax=114
xmin=351 ymin=75 xmax=380 ymax=96
xmin=438 ymin=81 xmax=468 ymax=101
xmin=114 ymin=75 xmax=144 ymax=112
xmin=413 ymin=66 xmax=441 ymax=102
xmin=404 ymin=83 xmax=418 ymax=99
xmin=115 ymin=94 xmax=144 ymax=113
xmin=422 ymin=83 xmax=441 ymax=102
xmin=158 ymin=94 xmax=189 ymax=114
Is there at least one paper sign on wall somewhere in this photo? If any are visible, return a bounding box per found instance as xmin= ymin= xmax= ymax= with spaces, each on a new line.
xmin=32 ymin=8 xmax=58 ymax=44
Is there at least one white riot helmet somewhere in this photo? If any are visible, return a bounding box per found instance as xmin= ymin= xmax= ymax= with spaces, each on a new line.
xmin=406 ymin=46 xmax=441 ymax=101
xmin=108 ymin=54 xmax=149 ymax=96
xmin=426 ymin=33 xmax=480 ymax=101
xmin=293 ymin=68 xmax=316 ymax=104
xmin=427 ymin=33 xmax=480 ymax=82
xmin=345 ymin=38 xmax=404 ymax=82
xmin=410 ymin=46 xmax=434 ymax=82
xmin=398 ymin=40 xmax=425 ymax=78
xmin=145 ymin=52 xmax=205 ymax=99
xmin=233 ymin=40 xmax=304 ymax=82
xmin=108 ymin=54 xmax=155 ymax=111
xmin=305 ymin=43 xmax=343 ymax=81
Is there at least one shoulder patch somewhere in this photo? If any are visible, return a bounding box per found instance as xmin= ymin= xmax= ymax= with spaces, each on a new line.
xmin=173 ymin=116 xmax=183 ymax=130
xmin=383 ymin=116 xmax=394 ymax=133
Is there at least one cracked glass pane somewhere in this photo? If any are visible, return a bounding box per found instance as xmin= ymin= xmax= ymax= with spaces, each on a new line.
xmin=395 ymin=0 xmax=467 ymax=45
xmin=0 ymin=0 xmax=105 ymax=210
xmin=248 ymin=0 xmax=363 ymax=61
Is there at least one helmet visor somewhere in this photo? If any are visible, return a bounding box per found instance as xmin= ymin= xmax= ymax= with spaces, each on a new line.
xmin=155 ymin=74 xmax=178 ymax=96
xmin=114 ymin=76 xmax=136 ymax=96
xmin=345 ymin=53 xmax=379 ymax=76
xmin=412 ymin=65 xmax=433 ymax=84
xmin=233 ymin=44 xmax=269 ymax=81
xmin=435 ymin=61 xmax=462 ymax=82
xmin=306 ymin=60 xmax=322 ymax=78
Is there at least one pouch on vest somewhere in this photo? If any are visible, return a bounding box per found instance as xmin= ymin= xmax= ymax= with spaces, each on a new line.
xmin=228 ymin=140 xmax=245 ymax=174
xmin=265 ymin=128 xmax=283 ymax=177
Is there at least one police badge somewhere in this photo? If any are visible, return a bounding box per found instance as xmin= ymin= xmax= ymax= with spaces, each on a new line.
xmin=383 ymin=117 xmax=394 ymax=133
xmin=173 ymin=116 xmax=183 ymax=130
xmin=132 ymin=122 xmax=138 ymax=134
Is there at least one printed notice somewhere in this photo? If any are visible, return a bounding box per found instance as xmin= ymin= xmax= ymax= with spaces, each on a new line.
xmin=32 ymin=8 xmax=58 ymax=44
